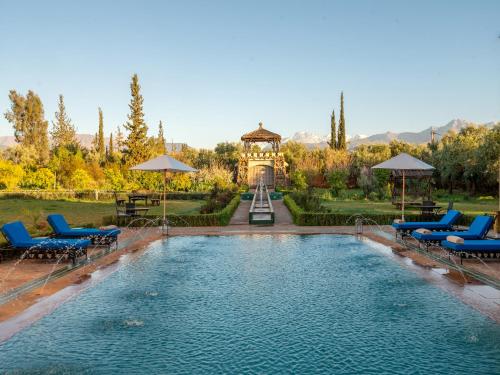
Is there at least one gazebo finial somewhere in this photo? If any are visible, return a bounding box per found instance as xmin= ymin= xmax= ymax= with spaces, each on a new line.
xmin=259 ymin=122 xmax=263 ymax=129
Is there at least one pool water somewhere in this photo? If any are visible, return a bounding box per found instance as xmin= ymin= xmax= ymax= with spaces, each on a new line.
xmin=1 ymin=235 xmax=499 ymax=374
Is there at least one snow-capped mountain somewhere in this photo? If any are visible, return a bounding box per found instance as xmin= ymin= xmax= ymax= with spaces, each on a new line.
xmin=283 ymin=131 xmax=328 ymax=144
xmin=282 ymin=119 xmax=496 ymax=149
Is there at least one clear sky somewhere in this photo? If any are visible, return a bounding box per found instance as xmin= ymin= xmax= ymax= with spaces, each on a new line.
xmin=0 ymin=0 xmax=499 ymax=148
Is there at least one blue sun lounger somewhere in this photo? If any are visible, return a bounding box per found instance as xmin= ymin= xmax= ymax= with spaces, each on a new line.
xmin=441 ymin=238 xmax=500 ymax=263
xmin=1 ymin=221 xmax=90 ymax=264
xmin=392 ymin=210 xmax=461 ymax=237
xmin=411 ymin=215 xmax=493 ymax=246
xmin=47 ymin=214 xmax=121 ymax=246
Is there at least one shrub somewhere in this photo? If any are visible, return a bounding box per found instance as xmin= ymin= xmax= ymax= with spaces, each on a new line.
xmin=200 ymin=185 xmax=235 ymax=214
xmin=69 ymin=169 xmax=96 ymax=190
xmin=20 ymin=168 xmax=56 ymax=189
xmin=0 ymin=159 xmax=24 ymax=190
xmin=357 ymin=166 xmax=375 ymax=198
xmin=289 ymin=191 xmax=329 ymax=212
xmin=284 ymin=194 xmax=477 ymax=226
xmin=327 ymin=169 xmax=348 ymax=196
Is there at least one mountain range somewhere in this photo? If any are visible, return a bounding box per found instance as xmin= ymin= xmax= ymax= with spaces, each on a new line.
xmin=0 ymin=119 xmax=496 ymax=151
xmin=283 ymin=119 xmax=497 ymax=149
xmin=0 ymin=134 xmax=185 ymax=152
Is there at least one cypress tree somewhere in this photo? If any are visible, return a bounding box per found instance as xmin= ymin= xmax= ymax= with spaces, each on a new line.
xmin=338 ymin=91 xmax=346 ymax=150
xmin=327 ymin=110 xmax=337 ymax=150
xmin=123 ymin=74 xmax=149 ymax=165
xmin=97 ymin=107 xmax=105 ymax=159
xmin=4 ymin=90 xmax=49 ymax=164
xmin=115 ymin=126 xmax=124 ymax=152
xmin=51 ymin=94 xmax=77 ymax=148
xmin=158 ymin=120 xmax=167 ymax=154
xmin=109 ymin=133 xmax=114 ymax=156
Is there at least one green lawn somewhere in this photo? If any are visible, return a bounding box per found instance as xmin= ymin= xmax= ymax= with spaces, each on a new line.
xmin=321 ymin=199 xmax=499 ymax=216
xmin=0 ymin=199 xmax=205 ymax=231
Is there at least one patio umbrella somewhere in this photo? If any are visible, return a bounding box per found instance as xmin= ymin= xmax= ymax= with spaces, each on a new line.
xmin=130 ymin=155 xmax=197 ymax=233
xmin=372 ymin=153 xmax=434 ymax=220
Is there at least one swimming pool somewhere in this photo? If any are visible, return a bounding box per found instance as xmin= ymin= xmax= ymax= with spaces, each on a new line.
xmin=1 ymin=235 xmax=499 ymax=374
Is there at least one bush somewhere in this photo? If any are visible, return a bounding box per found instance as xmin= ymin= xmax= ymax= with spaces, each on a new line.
xmin=327 ymin=169 xmax=348 ymax=196
xmin=20 ymin=168 xmax=56 ymax=189
xmin=0 ymin=160 xmax=24 ymax=190
xmin=284 ymin=194 xmax=477 ymax=226
xmin=291 ymin=170 xmax=308 ymax=191
xmin=200 ymin=185 xmax=236 ymax=214
xmin=289 ymin=191 xmax=329 ymax=212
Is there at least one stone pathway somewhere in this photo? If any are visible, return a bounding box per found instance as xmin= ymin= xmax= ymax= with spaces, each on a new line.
xmin=273 ymin=199 xmax=293 ymax=224
xmin=229 ymin=200 xmax=251 ymax=225
xmin=229 ymin=198 xmax=293 ymax=225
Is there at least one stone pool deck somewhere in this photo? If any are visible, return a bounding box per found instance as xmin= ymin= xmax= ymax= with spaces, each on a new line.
xmin=0 ymin=223 xmax=499 ymax=331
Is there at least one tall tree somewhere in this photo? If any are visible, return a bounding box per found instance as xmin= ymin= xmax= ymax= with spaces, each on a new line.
xmin=338 ymin=91 xmax=346 ymax=150
xmin=123 ymin=74 xmax=149 ymax=164
xmin=108 ymin=132 xmax=114 ymax=156
xmin=115 ymin=125 xmax=124 ymax=152
xmin=157 ymin=120 xmax=167 ymax=154
xmin=51 ymin=94 xmax=77 ymax=148
xmin=97 ymin=107 xmax=105 ymax=159
xmin=327 ymin=110 xmax=337 ymax=150
xmin=4 ymin=90 xmax=49 ymax=164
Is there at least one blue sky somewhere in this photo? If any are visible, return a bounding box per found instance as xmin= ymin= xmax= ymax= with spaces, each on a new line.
xmin=0 ymin=0 xmax=499 ymax=148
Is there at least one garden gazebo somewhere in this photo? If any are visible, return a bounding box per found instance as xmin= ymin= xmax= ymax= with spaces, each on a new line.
xmin=237 ymin=122 xmax=287 ymax=188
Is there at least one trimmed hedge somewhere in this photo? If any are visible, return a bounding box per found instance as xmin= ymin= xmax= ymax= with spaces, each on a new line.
xmin=284 ymin=195 xmax=477 ymax=226
xmin=103 ymin=194 xmax=240 ymax=227
xmin=0 ymin=190 xmax=209 ymax=201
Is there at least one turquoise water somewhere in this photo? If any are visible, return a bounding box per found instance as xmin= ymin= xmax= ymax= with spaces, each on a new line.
xmin=1 ymin=235 xmax=499 ymax=374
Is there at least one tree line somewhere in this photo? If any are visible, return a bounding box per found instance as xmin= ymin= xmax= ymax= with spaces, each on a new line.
xmin=283 ymin=123 xmax=499 ymax=198
xmin=0 ymin=74 xmax=234 ymax=192
xmin=0 ymin=75 xmax=498 ymax=197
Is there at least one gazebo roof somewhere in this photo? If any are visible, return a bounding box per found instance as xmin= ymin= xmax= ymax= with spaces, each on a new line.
xmin=241 ymin=122 xmax=281 ymax=143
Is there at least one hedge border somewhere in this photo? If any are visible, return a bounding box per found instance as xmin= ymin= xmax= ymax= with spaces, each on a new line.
xmin=0 ymin=190 xmax=209 ymax=202
xmin=284 ymin=195 xmax=477 ymax=226
xmin=103 ymin=194 xmax=241 ymax=227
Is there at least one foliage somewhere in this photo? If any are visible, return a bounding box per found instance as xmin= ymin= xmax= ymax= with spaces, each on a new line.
xmin=0 ymin=159 xmax=24 ymax=190
xmin=96 ymin=107 xmax=105 ymax=160
xmin=328 ymin=110 xmax=336 ymax=149
xmin=357 ymin=166 xmax=376 ymax=198
xmin=69 ymin=168 xmax=96 ymax=190
xmin=123 ymin=74 xmax=150 ymax=165
xmin=290 ymin=170 xmax=308 ymax=190
xmin=200 ymin=185 xmax=236 ymax=214
xmin=4 ymin=90 xmax=49 ymax=164
xmin=284 ymin=194 xmax=478 ymax=226
xmin=20 ymin=168 xmax=56 ymax=189
xmin=51 ymin=94 xmax=77 ymax=148
xmin=169 ymin=173 xmax=193 ymax=192
xmin=432 ymin=124 xmax=498 ymax=195
xmin=156 ymin=120 xmax=167 ymax=155
xmin=327 ymin=169 xmax=348 ymax=196
xmin=193 ymin=165 xmax=234 ymax=191
xmin=338 ymin=91 xmax=346 ymax=150
xmin=103 ymin=167 xmax=127 ymax=191
xmin=214 ymin=142 xmax=240 ymax=172
xmin=289 ymin=191 xmax=329 ymax=212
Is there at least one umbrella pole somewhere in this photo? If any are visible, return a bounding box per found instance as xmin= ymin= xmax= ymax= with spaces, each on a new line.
xmin=163 ymin=170 xmax=167 ymax=236
xmin=402 ymin=170 xmax=405 ymax=221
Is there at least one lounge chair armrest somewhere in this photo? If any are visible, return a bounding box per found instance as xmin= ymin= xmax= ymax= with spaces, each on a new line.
xmin=415 ymin=228 xmax=432 ymax=234
xmin=446 ymin=235 xmax=464 ymax=244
